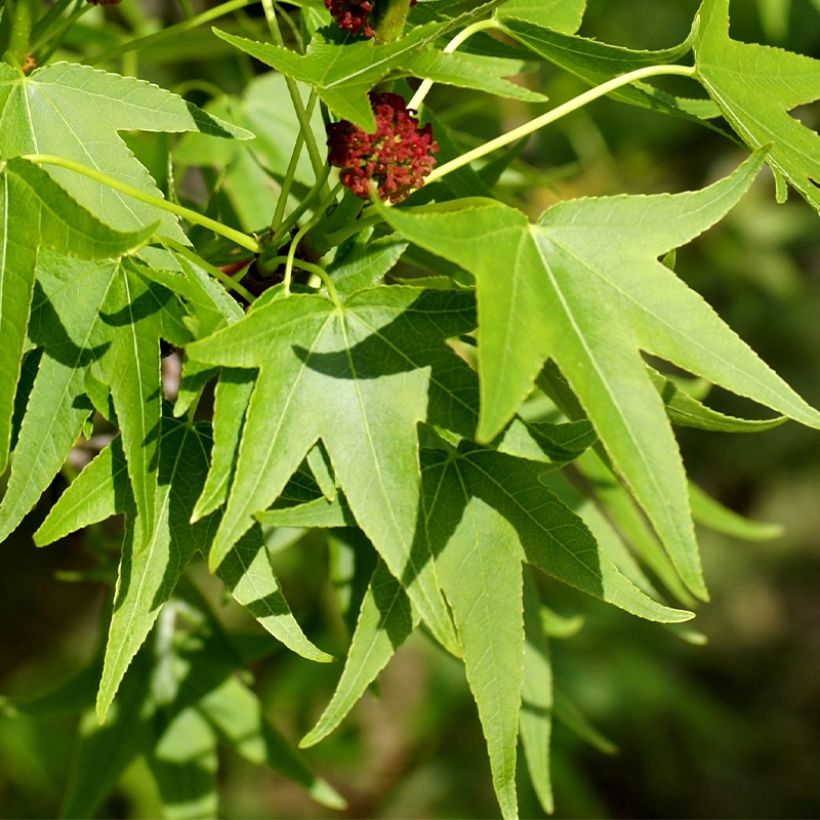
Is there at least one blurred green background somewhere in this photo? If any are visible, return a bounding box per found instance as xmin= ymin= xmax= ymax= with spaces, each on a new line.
xmin=1 ymin=0 xmax=819 ymax=817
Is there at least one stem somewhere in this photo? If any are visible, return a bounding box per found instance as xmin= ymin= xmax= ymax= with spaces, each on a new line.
xmin=164 ymin=240 xmax=257 ymax=303
xmin=426 ymin=64 xmax=698 ymax=184
xmin=30 ymin=0 xmax=74 ymax=46
xmin=271 ymin=90 xmax=318 ymax=230
xmin=36 ymin=1 xmax=91 ymax=65
xmin=88 ymin=0 xmax=255 ymax=65
xmin=264 ymin=255 xmax=340 ymax=301
xmin=6 ymin=0 xmax=33 ymax=63
xmin=261 ymin=0 xmax=327 ymax=185
xmin=281 ymin=184 xmax=342 ymax=293
xmin=322 ymin=210 xmax=381 ymax=248
xmin=408 ymin=18 xmax=501 ymax=111
xmin=269 ymin=163 xmax=331 ymax=247
xmin=23 ymin=154 xmax=261 ymax=254
xmin=283 ymin=220 xmax=313 ymax=295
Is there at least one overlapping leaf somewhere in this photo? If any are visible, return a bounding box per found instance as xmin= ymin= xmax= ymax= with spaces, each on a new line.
xmin=0 ymin=255 xmax=189 ymax=550
xmin=186 ymin=287 xmax=479 ymax=655
xmin=694 ymin=0 xmax=820 ymax=210
xmin=213 ymin=19 xmax=545 ymax=130
xmin=379 ymin=152 xmax=820 ymax=600
xmin=275 ymin=440 xmax=689 ymax=818
xmin=35 ymin=417 xmax=331 ymax=722
xmin=502 ymin=19 xmax=720 ymax=120
xmin=0 ymin=62 xmax=250 ymax=236
xmin=0 ymin=159 xmax=154 ymax=477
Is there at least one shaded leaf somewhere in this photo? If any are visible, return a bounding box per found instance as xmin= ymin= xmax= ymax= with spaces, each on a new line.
xmin=187 ymin=287 xmax=480 ymax=655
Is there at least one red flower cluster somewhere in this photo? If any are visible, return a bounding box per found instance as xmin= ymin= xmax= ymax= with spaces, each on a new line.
xmin=327 ymin=92 xmax=439 ymax=203
xmin=324 ymin=0 xmax=417 ymax=39
xmin=324 ymin=0 xmax=376 ymax=37
xmin=87 ymin=0 xmax=121 ymax=5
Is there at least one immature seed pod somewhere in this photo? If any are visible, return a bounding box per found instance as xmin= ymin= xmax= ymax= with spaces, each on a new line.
xmin=326 ymin=91 xmax=439 ymax=203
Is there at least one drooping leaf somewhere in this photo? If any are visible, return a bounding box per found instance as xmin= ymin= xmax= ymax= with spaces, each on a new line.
xmin=0 ymin=61 xmax=250 ymax=237
xmin=190 ymin=370 xmax=254 ymax=522
xmin=503 ymin=20 xmax=721 ymax=120
xmin=694 ymin=0 xmax=820 ymax=210
xmin=186 ymin=287 xmax=480 ymax=655
xmin=148 ymin=708 xmax=219 ymax=820
xmin=35 ymin=419 xmax=330 ymax=720
xmin=649 ymin=367 xmax=787 ymax=433
xmin=689 ymin=483 xmax=784 ymax=541
xmin=0 ymin=159 xmax=153 ymax=478
xmin=519 ymin=570 xmax=554 ymax=815
xmin=199 ymin=674 xmax=347 ymax=810
xmin=301 ymin=561 xmax=415 ymax=748
xmin=379 ymin=152 xmax=820 ymax=600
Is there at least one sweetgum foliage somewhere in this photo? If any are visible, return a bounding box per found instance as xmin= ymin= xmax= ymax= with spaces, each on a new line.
xmin=327 ymin=91 xmax=439 ymax=202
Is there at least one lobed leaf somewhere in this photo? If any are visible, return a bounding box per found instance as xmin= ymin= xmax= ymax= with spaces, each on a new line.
xmin=694 ymin=0 xmax=820 ymax=210
xmin=378 ymin=152 xmax=820 ymax=599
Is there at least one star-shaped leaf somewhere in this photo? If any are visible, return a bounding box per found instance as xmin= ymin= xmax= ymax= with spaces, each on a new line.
xmin=0 ymin=158 xmax=154 ymax=477
xmin=694 ymin=0 xmax=820 ymax=210
xmin=379 ymin=151 xmax=820 ymax=600
xmin=0 ymin=62 xmax=251 ymax=237
xmin=213 ymin=21 xmax=544 ymax=130
xmin=187 ymin=287 xmax=479 ymax=655
xmin=274 ymin=441 xmax=689 ymax=818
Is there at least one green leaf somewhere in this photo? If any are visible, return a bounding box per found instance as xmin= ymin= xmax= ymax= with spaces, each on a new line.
xmin=569 ymin=450 xmax=695 ymax=606
xmin=217 ymin=525 xmax=334 ymax=663
xmin=496 ymin=418 xmax=596 ymax=468
xmin=553 ymin=687 xmax=617 ymax=754
xmin=0 ymin=61 xmax=250 ymax=238
xmin=418 ymin=443 xmax=688 ymax=818
xmin=689 ymin=483 xmax=784 ymax=541
xmin=213 ymin=23 xmax=544 ymax=130
xmin=329 ymin=235 xmax=408 ymax=296
xmin=96 ymin=420 xmax=213 ymax=722
xmin=35 ymin=420 xmax=330 ymax=718
xmin=694 ymin=0 xmax=820 ymax=210
xmin=187 ymin=287 xmax=479 ymax=655
xmin=0 ymin=158 xmax=154 ymax=480
xmin=60 ymin=651 xmax=154 ymax=819
xmin=425 ymin=448 xmax=524 ymax=820
xmin=191 ymin=370 xmax=254 ymax=522
xmin=300 ymin=561 xmax=415 ymax=748
xmin=379 ymin=152 xmax=820 ymax=599
xmin=519 ymin=570 xmax=553 ymax=815
xmin=503 ymin=20 xmax=721 ymax=120
xmin=148 ymin=708 xmax=219 ymax=820
xmin=199 ymin=675 xmax=346 ymax=810
xmin=444 ymin=445 xmax=692 ymax=622
xmin=496 ymin=0 xmax=587 ymax=34
xmin=649 ymin=367 xmax=788 ymax=433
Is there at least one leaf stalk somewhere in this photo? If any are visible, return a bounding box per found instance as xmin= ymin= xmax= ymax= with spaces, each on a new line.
xmin=22 ymin=154 xmax=261 ymax=253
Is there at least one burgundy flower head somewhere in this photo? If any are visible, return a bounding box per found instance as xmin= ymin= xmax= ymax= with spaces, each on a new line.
xmin=324 ymin=0 xmax=376 ymax=37
xmin=327 ymin=92 xmax=439 ymax=204
xmin=87 ymin=0 xmax=122 ymax=5
xmin=324 ymin=0 xmax=417 ymax=39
